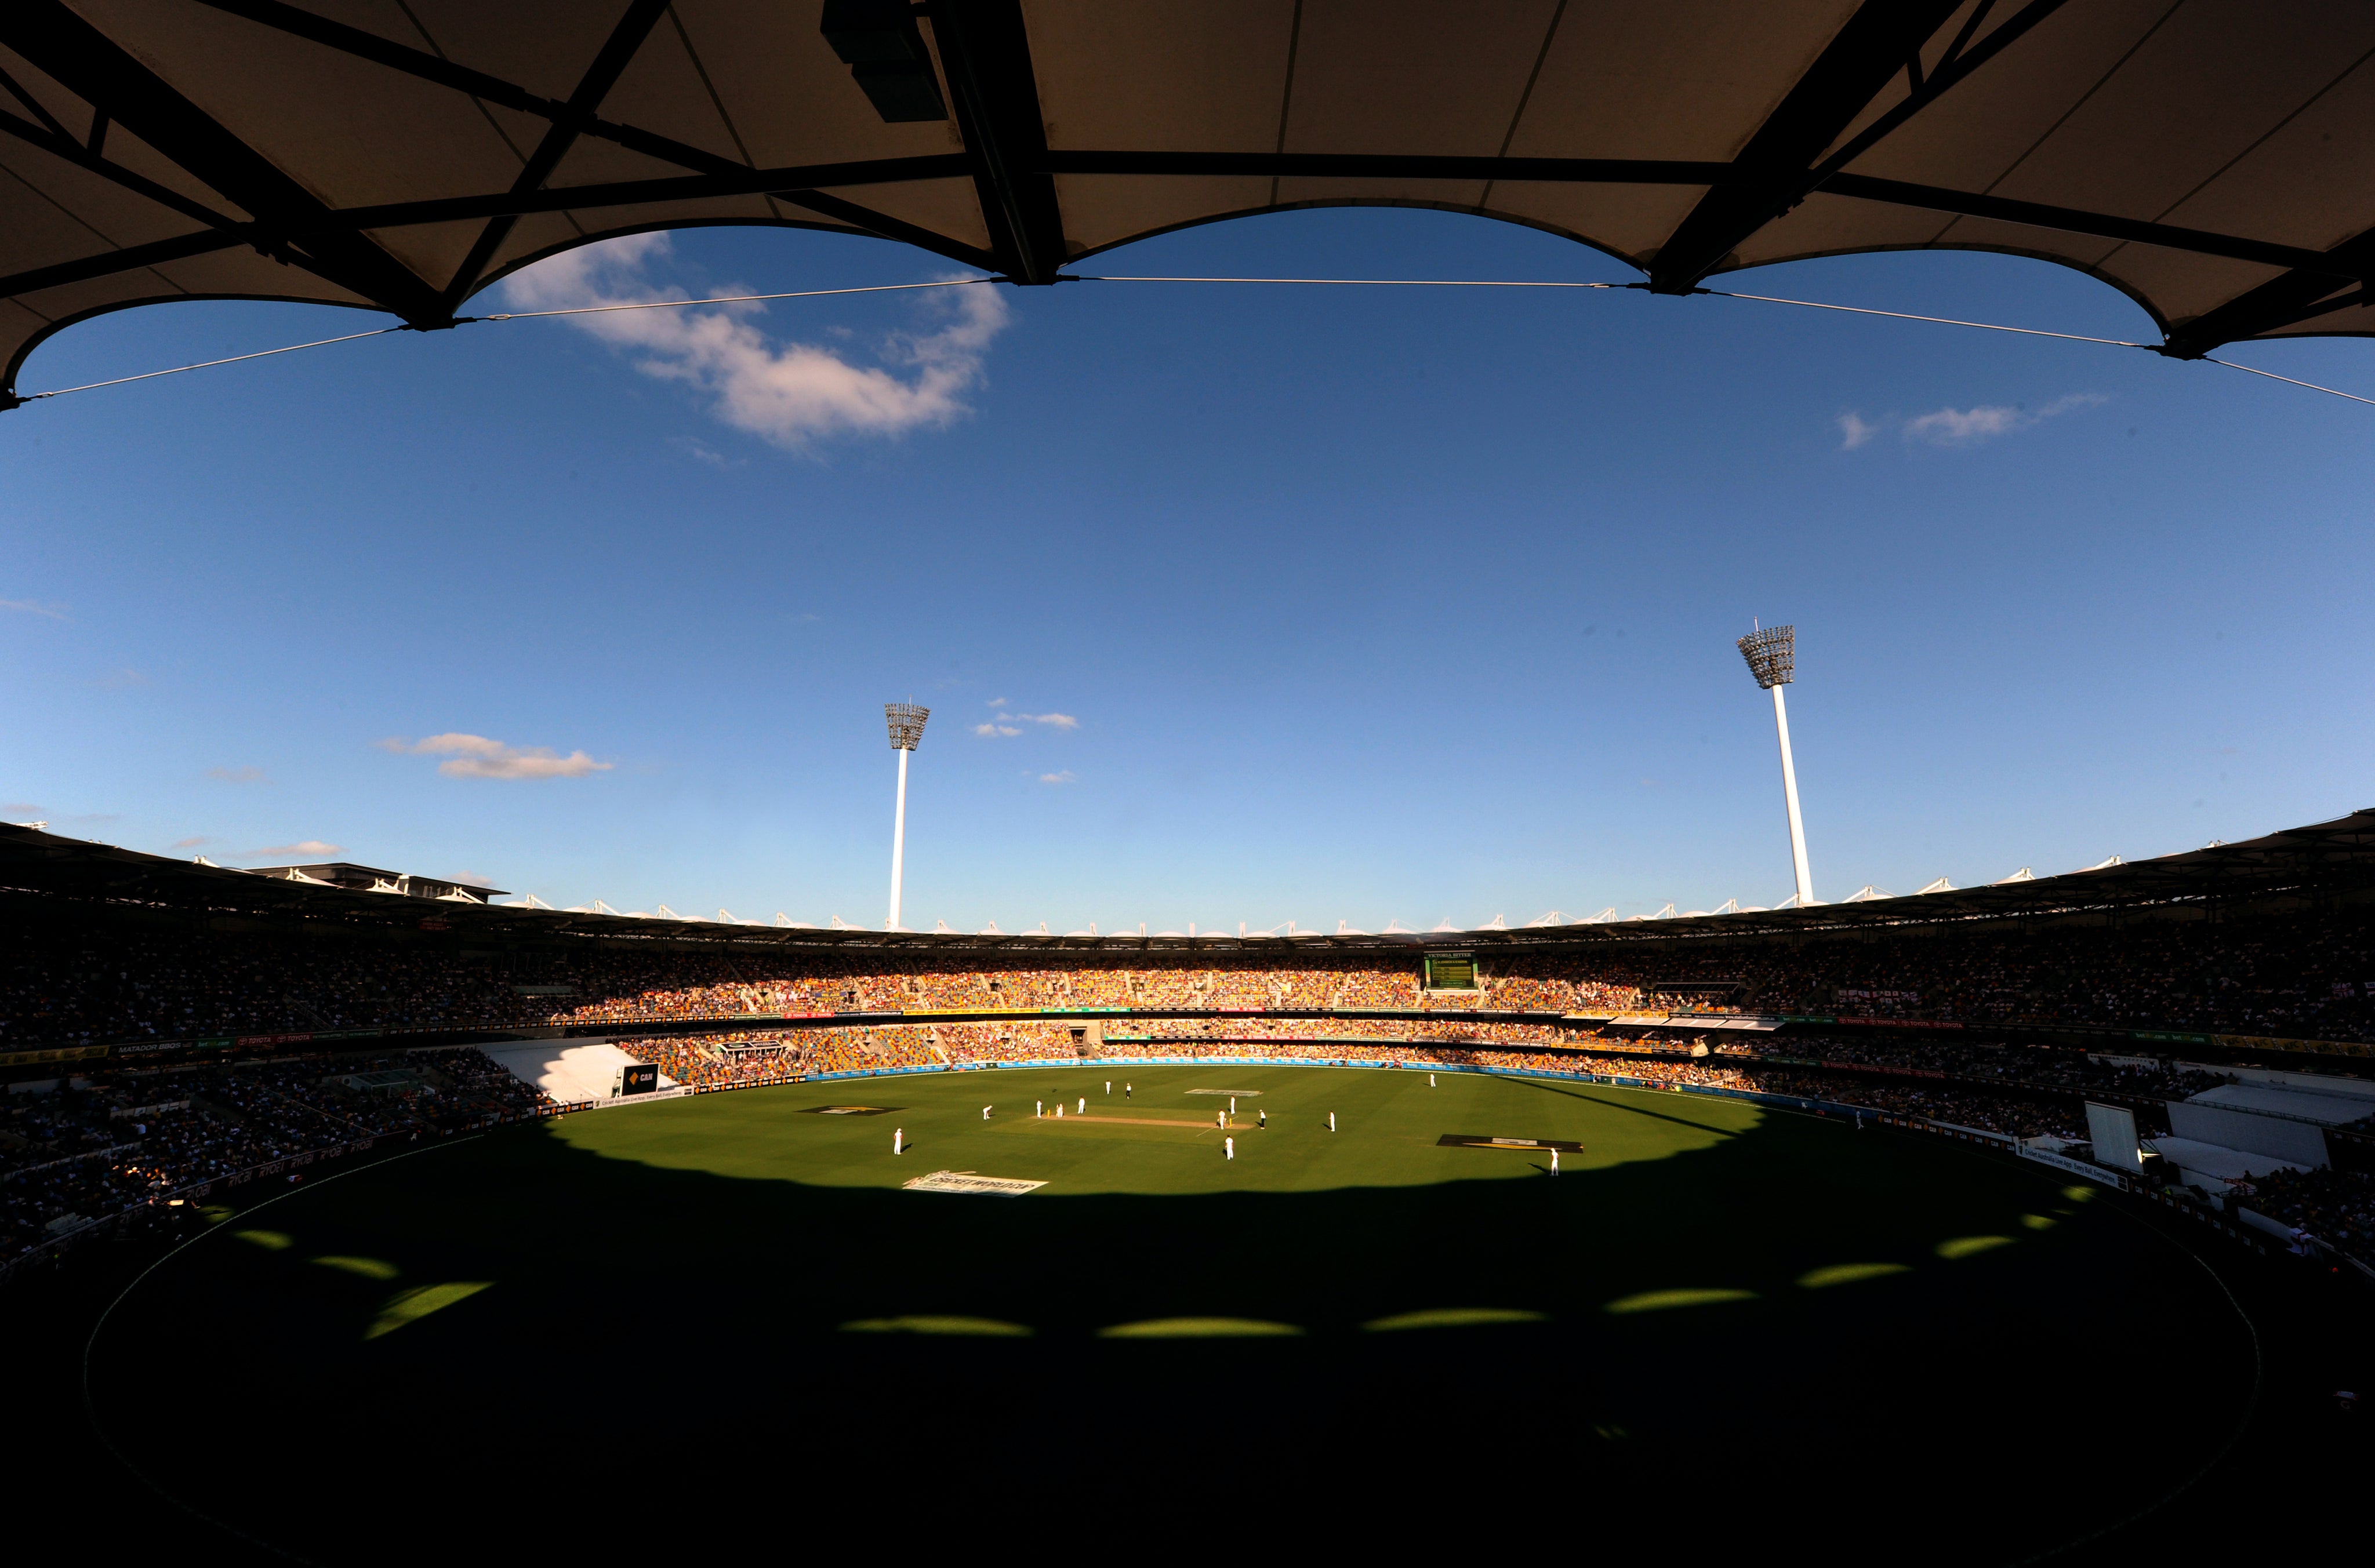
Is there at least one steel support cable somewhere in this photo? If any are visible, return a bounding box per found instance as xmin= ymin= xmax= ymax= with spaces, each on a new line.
xmin=12 ymin=270 xmax=2370 ymax=409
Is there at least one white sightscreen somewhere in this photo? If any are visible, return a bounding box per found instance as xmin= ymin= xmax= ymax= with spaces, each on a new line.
xmin=2085 ymin=1103 xmax=2141 ymax=1172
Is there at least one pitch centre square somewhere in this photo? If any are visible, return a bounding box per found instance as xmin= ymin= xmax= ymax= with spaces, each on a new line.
xmin=1437 ymin=1134 xmax=1585 ymax=1152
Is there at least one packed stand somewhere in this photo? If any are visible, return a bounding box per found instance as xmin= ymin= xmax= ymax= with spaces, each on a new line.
xmin=2 ymin=1047 xmax=551 ymax=1266
xmin=20 ymin=906 xmax=2375 ymax=1054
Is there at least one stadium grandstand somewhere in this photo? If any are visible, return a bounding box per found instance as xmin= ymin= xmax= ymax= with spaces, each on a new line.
xmin=10 ymin=809 xmax=2375 ymax=1276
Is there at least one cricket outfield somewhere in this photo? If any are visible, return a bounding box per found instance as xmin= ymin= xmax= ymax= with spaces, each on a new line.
xmin=84 ymin=1064 xmax=2254 ymax=1560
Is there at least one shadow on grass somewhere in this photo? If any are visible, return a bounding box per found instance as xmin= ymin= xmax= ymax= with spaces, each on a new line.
xmin=83 ymin=1094 xmax=2255 ymax=1565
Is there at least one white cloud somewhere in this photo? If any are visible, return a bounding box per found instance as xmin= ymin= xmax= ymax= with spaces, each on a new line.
xmin=170 ymin=835 xmax=216 ymax=850
xmin=453 ymin=870 xmax=493 ymax=887
xmin=1 ymin=598 xmax=67 ymax=619
xmin=987 ymin=697 xmax=1008 ymax=708
xmin=974 ymin=722 xmax=1022 ymax=737
xmin=1038 ymin=770 xmax=1077 ymax=785
xmin=1904 ymin=392 xmax=2105 ymax=447
xmin=379 ymin=733 xmax=612 ymax=780
xmin=206 ymin=765 xmax=268 ymax=784
xmin=1836 ymin=412 xmax=1876 ymax=450
xmin=244 ymin=840 xmax=343 ymax=859
xmin=1017 ymin=712 xmax=1078 ymax=729
xmin=500 ymin=234 xmax=1011 ymax=448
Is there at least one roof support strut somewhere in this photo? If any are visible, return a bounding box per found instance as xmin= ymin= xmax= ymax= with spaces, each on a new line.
xmin=440 ymin=0 xmax=673 ymax=311
xmin=1646 ymin=0 xmax=1966 ymax=294
xmin=925 ymin=0 xmax=1067 ymax=283
xmin=2159 ymin=226 xmax=2375 ymax=356
xmin=0 ymin=0 xmax=451 ymax=327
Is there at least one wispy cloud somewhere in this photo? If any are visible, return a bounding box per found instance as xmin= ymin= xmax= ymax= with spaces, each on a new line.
xmin=242 ymin=840 xmax=342 ymax=860
xmin=1038 ymin=770 xmax=1076 ymax=785
xmin=206 ymin=765 xmax=268 ymax=784
xmin=974 ymin=722 xmax=1022 ymax=737
xmin=170 ymin=836 xmax=216 ymax=850
xmin=378 ymin=733 xmax=612 ymax=780
xmin=2 ymin=803 xmax=41 ymax=817
xmin=1 ymin=598 xmax=67 ymax=620
xmin=453 ymin=870 xmax=493 ymax=887
xmin=1017 ymin=712 xmax=1077 ymax=729
xmin=1838 ymin=393 xmax=2105 ymax=449
xmin=500 ymin=234 xmax=1011 ymax=448
xmin=89 ymin=668 xmax=147 ymax=689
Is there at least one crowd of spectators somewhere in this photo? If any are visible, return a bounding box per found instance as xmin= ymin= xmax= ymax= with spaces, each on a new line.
xmin=2234 ymin=1165 xmax=2375 ymax=1263
xmin=2 ymin=1047 xmax=550 ymax=1267
xmin=18 ymin=907 xmax=2375 ymax=1052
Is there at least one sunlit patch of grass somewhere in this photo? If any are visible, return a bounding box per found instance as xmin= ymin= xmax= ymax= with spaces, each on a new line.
xmin=1603 ymin=1287 xmax=1756 ymax=1315
xmin=199 ymin=1205 xmax=234 ymax=1223
xmin=1796 ymin=1262 xmax=1911 ymax=1289
xmin=365 ymin=1283 xmax=492 ymax=1341
xmin=1936 ymin=1235 xmax=2014 ymax=1260
xmin=2020 ymin=1214 xmax=2057 ymax=1231
xmin=1098 ymin=1317 xmax=1304 ymax=1338
xmin=233 ymin=1229 xmax=292 ymax=1250
xmin=314 ymin=1255 xmax=400 ymax=1280
xmin=1362 ymin=1307 xmax=1547 ymax=1332
xmin=2061 ymin=1186 xmax=2096 ymax=1203
xmin=841 ymin=1315 xmax=1032 ymax=1337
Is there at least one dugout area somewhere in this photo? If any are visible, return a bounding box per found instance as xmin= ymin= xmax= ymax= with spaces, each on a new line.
xmin=27 ymin=1067 xmax=2356 ymax=1560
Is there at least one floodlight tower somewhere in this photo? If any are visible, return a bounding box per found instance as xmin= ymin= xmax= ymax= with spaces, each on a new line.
xmin=884 ymin=702 xmax=929 ymax=930
xmin=1737 ymin=625 xmax=1815 ymax=908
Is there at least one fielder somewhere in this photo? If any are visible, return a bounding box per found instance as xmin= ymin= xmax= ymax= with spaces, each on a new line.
xmin=1225 ymin=1136 xmax=1234 ymax=1160
xmin=982 ymin=1106 xmax=992 ymax=1119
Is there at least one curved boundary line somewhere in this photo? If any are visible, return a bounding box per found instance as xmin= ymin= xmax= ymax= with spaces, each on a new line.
xmin=2011 ymin=1192 xmax=2264 ymax=1564
xmin=79 ymin=1134 xmax=482 ymax=1567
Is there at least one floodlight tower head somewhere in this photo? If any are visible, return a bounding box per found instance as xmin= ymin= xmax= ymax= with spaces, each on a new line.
xmin=885 ymin=702 xmax=929 ymax=750
xmin=1738 ymin=624 xmax=1795 ymax=689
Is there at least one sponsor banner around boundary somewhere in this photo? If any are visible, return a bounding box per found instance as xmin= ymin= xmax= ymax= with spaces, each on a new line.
xmin=2014 ymin=1145 xmax=2129 ymax=1190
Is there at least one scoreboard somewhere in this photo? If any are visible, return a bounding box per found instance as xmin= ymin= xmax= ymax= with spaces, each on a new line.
xmin=1423 ymin=953 xmax=1477 ymax=991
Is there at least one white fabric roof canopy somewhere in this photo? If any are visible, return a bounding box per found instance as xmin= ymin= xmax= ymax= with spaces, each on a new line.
xmin=5 ymin=1 xmax=2375 ymax=403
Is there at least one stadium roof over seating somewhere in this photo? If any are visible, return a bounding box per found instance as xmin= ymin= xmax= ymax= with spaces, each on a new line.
xmin=7 ymin=808 xmax=2375 ymax=951
xmin=8 ymin=2 xmax=2375 ymax=405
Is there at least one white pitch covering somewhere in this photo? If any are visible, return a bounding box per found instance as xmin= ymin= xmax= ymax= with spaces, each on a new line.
xmin=480 ymin=1043 xmax=675 ymax=1106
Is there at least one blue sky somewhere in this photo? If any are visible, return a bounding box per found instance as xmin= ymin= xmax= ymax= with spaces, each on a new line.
xmin=5 ymin=208 xmax=2372 ymax=931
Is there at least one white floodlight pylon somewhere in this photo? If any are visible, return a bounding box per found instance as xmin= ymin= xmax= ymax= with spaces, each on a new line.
xmin=884 ymin=701 xmax=929 ymax=930
xmin=1737 ymin=623 xmax=1815 ymax=908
